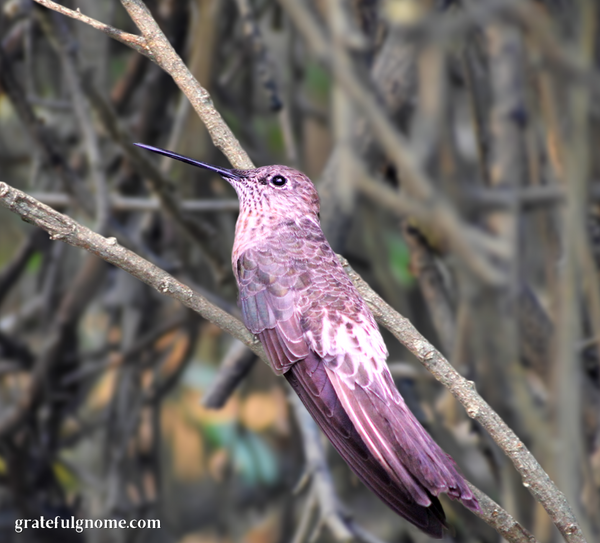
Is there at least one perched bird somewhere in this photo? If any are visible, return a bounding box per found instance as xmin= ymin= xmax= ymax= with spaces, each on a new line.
xmin=135 ymin=143 xmax=480 ymax=537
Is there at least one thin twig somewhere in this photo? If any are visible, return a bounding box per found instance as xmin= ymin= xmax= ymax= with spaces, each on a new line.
xmin=341 ymin=258 xmax=587 ymax=543
xmin=61 ymin=312 xmax=190 ymax=386
xmin=290 ymin=484 xmax=318 ymax=543
xmin=38 ymin=10 xmax=110 ymax=234
xmin=0 ymin=228 xmax=49 ymax=307
xmin=29 ymin=193 xmax=239 ymax=212
xmin=0 ymin=183 xmax=540 ymax=542
xmin=401 ymin=220 xmax=455 ymax=355
xmin=82 ymin=80 xmax=229 ymax=279
xmin=0 ymin=182 xmax=264 ymax=362
xmin=32 ymin=0 xmax=252 ymax=169
xmin=0 ymin=43 xmax=89 ymax=211
xmin=353 ymin=160 xmax=511 ymax=262
xmin=289 ymin=393 xmax=353 ymax=542
xmin=118 ymin=0 xmax=253 ymax=169
xmin=32 ymin=0 xmax=148 ymax=56
xmin=202 ymin=341 xmax=257 ymax=409
xmin=0 ymin=38 xmax=161 ymax=265
xmin=0 ymin=254 xmax=107 ymax=439
xmin=277 ymin=0 xmax=506 ymax=285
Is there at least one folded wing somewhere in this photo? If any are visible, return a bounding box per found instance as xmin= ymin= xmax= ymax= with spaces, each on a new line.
xmin=235 ymin=241 xmax=477 ymax=538
xmin=317 ymin=312 xmax=479 ymax=513
xmin=286 ymin=351 xmax=448 ymax=537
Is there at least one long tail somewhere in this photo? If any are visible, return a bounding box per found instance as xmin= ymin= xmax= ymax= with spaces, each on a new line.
xmin=324 ymin=352 xmax=479 ymax=514
xmin=285 ymin=352 xmax=449 ymax=538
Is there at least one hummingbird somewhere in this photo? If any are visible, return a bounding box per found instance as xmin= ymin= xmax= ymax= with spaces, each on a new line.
xmin=134 ymin=143 xmax=480 ymax=537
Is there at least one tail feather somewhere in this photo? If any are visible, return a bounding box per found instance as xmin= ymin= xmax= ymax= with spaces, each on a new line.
xmin=326 ymin=363 xmax=478 ymax=510
xmin=285 ymin=352 xmax=447 ymax=538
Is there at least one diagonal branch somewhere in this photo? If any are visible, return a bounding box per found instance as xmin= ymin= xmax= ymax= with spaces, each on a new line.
xmin=32 ymin=0 xmax=252 ymax=169
xmin=0 ymin=182 xmax=537 ymax=543
xmin=118 ymin=0 xmax=252 ymax=169
xmin=341 ymin=259 xmax=587 ymax=543
xmin=0 ymin=182 xmax=264 ymax=362
xmin=32 ymin=0 xmax=148 ymax=55
xmin=277 ymin=0 xmax=507 ymax=286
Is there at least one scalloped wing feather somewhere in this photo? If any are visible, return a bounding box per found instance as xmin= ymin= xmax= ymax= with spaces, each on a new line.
xmin=237 ymin=246 xmax=310 ymax=374
xmin=234 ymin=222 xmax=479 ymax=535
xmin=317 ymin=312 xmax=479 ymax=512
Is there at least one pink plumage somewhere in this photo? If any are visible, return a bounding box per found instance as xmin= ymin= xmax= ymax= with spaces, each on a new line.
xmin=135 ymin=144 xmax=480 ymax=538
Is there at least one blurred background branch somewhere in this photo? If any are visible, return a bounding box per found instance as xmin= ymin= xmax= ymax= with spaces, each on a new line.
xmin=0 ymin=177 xmax=537 ymax=541
xmin=0 ymin=0 xmax=599 ymax=542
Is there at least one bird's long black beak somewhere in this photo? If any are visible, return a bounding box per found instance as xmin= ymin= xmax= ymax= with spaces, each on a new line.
xmin=134 ymin=143 xmax=240 ymax=180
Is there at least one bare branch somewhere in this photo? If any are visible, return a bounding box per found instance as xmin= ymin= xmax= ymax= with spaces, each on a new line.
xmin=202 ymin=341 xmax=257 ymax=409
xmin=353 ymin=160 xmax=511 ymax=262
xmin=0 ymin=229 xmax=49 ymax=308
xmin=340 ymin=258 xmax=587 ymax=543
xmin=82 ymin=80 xmax=228 ymax=279
xmin=277 ymin=0 xmax=506 ymax=285
xmin=0 ymin=254 xmax=106 ymax=438
xmin=289 ymin=393 xmax=353 ymax=542
xmin=466 ymin=483 xmax=537 ymax=543
xmin=29 ymin=193 xmax=239 ymax=212
xmin=31 ymin=0 xmax=148 ymax=55
xmin=118 ymin=0 xmax=252 ymax=168
xmin=0 ymin=182 xmax=539 ymax=542
xmin=0 ymin=182 xmax=264 ymax=362
xmin=32 ymin=0 xmax=252 ymax=169
xmin=400 ymin=220 xmax=455 ymax=355
xmin=37 ymin=10 xmax=110 ymax=233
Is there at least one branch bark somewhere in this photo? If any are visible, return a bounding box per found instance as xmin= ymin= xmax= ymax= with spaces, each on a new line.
xmin=341 ymin=259 xmax=587 ymax=543
xmin=277 ymin=0 xmax=507 ymax=285
xmin=0 ymin=182 xmax=264 ymax=363
xmin=32 ymin=0 xmax=252 ymax=169
xmin=0 ymin=181 xmax=537 ymax=542
xmin=19 ymin=1 xmax=590 ymax=540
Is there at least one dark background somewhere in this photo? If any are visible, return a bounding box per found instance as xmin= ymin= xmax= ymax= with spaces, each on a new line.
xmin=0 ymin=0 xmax=599 ymax=542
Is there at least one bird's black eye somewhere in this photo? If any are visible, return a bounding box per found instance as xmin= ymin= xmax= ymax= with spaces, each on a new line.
xmin=270 ymin=175 xmax=287 ymax=187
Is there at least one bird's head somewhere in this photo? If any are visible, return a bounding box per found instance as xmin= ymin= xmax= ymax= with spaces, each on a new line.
xmin=134 ymin=144 xmax=320 ymax=221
